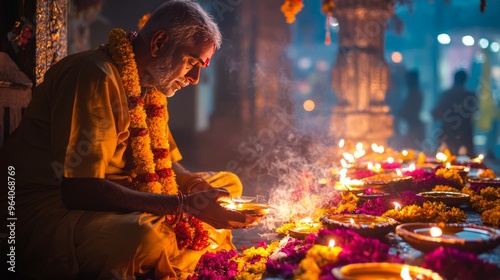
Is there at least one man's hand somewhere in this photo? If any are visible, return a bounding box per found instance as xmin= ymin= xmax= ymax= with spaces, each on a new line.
xmin=184 ymin=189 xmax=256 ymax=229
xmin=184 ymin=177 xmax=213 ymax=194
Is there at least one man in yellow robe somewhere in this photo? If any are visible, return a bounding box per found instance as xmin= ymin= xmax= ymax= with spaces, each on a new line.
xmin=0 ymin=1 xmax=250 ymax=279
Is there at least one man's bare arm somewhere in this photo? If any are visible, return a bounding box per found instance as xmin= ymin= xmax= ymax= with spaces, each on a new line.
xmin=60 ymin=177 xmax=179 ymax=216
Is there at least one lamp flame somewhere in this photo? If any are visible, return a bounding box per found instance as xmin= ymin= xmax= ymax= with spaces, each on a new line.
xmin=371 ymin=143 xmax=378 ymax=152
xmin=356 ymin=142 xmax=363 ymax=151
xmin=408 ymin=163 xmax=416 ymax=172
xmin=393 ymin=202 xmax=401 ymax=211
xmin=328 ymin=239 xmax=335 ymax=248
xmin=446 ymin=162 xmax=451 ymax=169
xmin=342 ymin=153 xmax=355 ymax=163
xmin=396 ymin=168 xmax=402 ymax=176
xmin=339 ymin=139 xmax=345 ymax=148
xmin=478 ymin=154 xmax=484 ymax=160
xmin=402 ymin=150 xmax=408 ymax=156
xmin=225 ymin=202 xmax=236 ymax=210
xmin=387 ymin=157 xmax=394 ymax=164
xmin=400 ymin=265 xmax=412 ymax=280
xmin=436 ymin=152 xmax=447 ymax=162
xmin=354 ymin=150 xmax=366 ymax=158
xmin=349 ymin=218 xmax=355 ymax=225
xmin=430 ymin=227 xmax=443 ymax=237
xmin=367 ymin=162 xmax=374 ymax=170
xmin=300 ymin=217 xmax=313 ymax=227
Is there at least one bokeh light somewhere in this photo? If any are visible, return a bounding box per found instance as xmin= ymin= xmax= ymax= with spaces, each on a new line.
xmin=303 ymin=99 xmax=315 ymax=111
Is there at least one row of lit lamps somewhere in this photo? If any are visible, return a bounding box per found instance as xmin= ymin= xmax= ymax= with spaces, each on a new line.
xmin=437 ymin=34 xmax=500 ymax=52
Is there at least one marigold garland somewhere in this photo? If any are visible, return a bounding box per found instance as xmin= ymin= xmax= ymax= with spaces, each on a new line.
xmin=108 ymin=28 xmax=166 ymax=194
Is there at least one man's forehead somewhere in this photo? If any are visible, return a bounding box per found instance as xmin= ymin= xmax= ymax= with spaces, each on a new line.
xmin=199 ymin=45 xmax=215 ymax=67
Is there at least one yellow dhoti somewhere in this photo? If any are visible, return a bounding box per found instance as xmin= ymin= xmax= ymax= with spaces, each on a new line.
xmin=4 ymin=171 xmax=242 ymax=280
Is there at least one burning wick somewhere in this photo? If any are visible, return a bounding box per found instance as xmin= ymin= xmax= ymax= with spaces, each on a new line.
xmin=393 ymin=202 xmax=401 ymax=211
xmin=356 ymin=142 xmax=363 ymax=151
xmin=339 ymin=139 xmax=345 ymax=148
xmin=430 ymin=227 xmax=443 ymax=237
xmin=402 ymin=150 xmax=408 ymax=157
xmin=349 ymin=218 xmax=355 ymax=225
xmin=396 ymin=168 xmax=403 ymax=176
xmin=300 ymin=217 xmax=313 ymax=227
xmin=436 ymin=152 xmax=447 ymax=162
xmin=400 ymin=265 xmax=412 ymax=280
xmin=446 ymin=162 xmax=451 ymax=169
xmin=367 ymin=162 xmax=374 ymax=170
xmin=387 ymin=157 xmax=395 ymax=164
xmin=408 ymin=163 xmax=416 ymax=172
xmin=224 ymin=202 xmax=242 ymax=210
xmin=225 ymin=202 xmax=236 ymax=210
xmin=328 ymin=239 xmax=336 ymax=248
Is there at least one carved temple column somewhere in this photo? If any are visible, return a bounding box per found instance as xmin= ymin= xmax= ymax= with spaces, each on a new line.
xmin=324 ymin=0 xmax=393 ymax=145
xmin=35 ymin=0 xmax=67 ymax=85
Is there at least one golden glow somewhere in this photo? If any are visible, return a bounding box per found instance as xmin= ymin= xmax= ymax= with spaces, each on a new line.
xmin=436 ymin=152 xmax=448 ymax=162
xmin=387 ymin=157 xmax=394 ymax=164
xmin=367 ymin=162 xmax=374 ymax=170
xmin=356 ymin=142 xmax=363 ymax=151
xmin=393 ymin=202 xmax=401 ymax=211
xmin=339 ymin=139 xmax=345 ymax=148
xmin=396 ymin=169 xmax=402 ymax=176
xmin=391 ymin=51 xmax=403 ymax=63
xmin=430 ymin=227 xmax=443 ymax=237
xmin=225 ymin=202 xmax=236 ymax=210
xmin=371 ymin=143 xmax=385 ymax=153
xmin=343 ymin=153 xmax=355 ymax=163
xmin=328 ymin=239 xmax=336 ymax=248
xmin=400 ymin=265 xmax=412 ymax=280
xmin=408 ymin=163 xmax=416 ymax=172
xmin=402 ymin=150 xmax=408 ymax=156
xmin=303 ymin=99 xmax=315 ymax=111
xmin=300 ymin=217 xmax=313 ymax=226
xmin=354 ymin=150 xmax=366 ymax=158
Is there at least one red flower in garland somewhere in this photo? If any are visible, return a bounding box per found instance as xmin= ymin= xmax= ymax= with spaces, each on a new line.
xmin=174 ymin=218 xmax=195 ymax=250
xmin=173 ymin=215 xmax=210 ymax=251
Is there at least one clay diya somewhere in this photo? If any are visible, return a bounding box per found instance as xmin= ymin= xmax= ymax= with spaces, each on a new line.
xmin=417 ymin=191 xmax=470 ymax=207
xmin=332 ymin=263 xmax=443 ymax=280
xmin=321 ymin=214 xmax=399 ymax=239
xmin=220 ymin=201 xmax=271 ymax=216
xmin=361 ymin=173 xmax=413 ymax=193
xmin=468 ymin=177 xmax=500 ymax=187
xmin=396 ymin=223 xmax=500 ymax=254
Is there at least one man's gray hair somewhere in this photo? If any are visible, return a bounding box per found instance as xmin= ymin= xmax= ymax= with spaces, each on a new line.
xmin=138 ymin=0 xmax=222 ymax=50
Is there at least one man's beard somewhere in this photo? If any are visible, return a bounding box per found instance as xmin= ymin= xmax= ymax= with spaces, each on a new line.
xmin=143 ymin=53 xmax=176 ymax=97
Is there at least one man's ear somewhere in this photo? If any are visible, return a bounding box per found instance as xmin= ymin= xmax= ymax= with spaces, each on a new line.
xmin=150 ymin=30 xmax=169 ymax=58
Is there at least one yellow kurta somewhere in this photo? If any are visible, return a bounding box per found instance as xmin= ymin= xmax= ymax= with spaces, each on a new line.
xmin=0 ymin=48 xmax=241 ymax=279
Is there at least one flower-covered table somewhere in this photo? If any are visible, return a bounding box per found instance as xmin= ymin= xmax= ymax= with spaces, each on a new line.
xmin=186 ymin=148 xmax=500 ymax=279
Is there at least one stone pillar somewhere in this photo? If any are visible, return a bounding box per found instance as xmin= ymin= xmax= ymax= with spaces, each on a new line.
xmin=324 ymin=0 xmax=393 ymax=145
xmin=238 ymin=0 xmax=293 ymax=128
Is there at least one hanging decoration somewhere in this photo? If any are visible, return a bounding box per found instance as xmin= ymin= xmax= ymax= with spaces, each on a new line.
xmin=280 ymin=0 xmax=304 ymax=24
xmin=7 ymin=17 xmax=34 ymax=52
